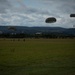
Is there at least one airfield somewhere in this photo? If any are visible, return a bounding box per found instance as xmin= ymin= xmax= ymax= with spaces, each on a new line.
xmin=0 ymin=38 xmax=75 ymax=75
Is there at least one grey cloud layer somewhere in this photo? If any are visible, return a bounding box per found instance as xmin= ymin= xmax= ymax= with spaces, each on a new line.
xmin=0 ymin=0 xmax=51 ymax=26
xmin=0 ymin=0 xmax=75 ymax=28
xmin=0 ymin=9 xmax=50 ymax=26
xmin=0 ymin=0 xmax=11 ymax=13
xmin=43 ymin=0 xmax=75 ymax=13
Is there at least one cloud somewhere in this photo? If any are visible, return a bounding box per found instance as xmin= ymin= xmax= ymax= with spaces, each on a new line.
xmin=42 ymin=0 xmax=75 ymax=13
xmin=0 ymin=0 xmax=51 ymax=26
xmin=0 ymin=0 xmax=75 ymax=28
xmin=0 ymin=9 xmax=51 ymax=26
xmin=0 ymin=8 xmax=75 ymax=28
xmin=40 ymin=0 xmax=75 ymax=27
xmin=0 ymin=0 xmax=11 ymax=13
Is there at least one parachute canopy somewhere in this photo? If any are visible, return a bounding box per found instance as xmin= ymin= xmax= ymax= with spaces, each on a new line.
xmin=45 ymin=17 xmax=57 ymax=23
xmin=70 ymin=14 xmax=75 ymax=17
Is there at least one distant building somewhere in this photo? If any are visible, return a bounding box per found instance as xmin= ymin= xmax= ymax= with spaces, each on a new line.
xmin=35 ymin=32 xmax=42 ymax=38
xmin=35 ymin=32 xmax=42 ymax=35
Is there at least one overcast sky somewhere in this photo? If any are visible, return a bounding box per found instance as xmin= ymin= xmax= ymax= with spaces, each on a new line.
xmin=0 ymin=0 xmax=75 ymax=28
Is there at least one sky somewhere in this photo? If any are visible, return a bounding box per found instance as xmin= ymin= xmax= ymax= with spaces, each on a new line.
xmin=0 ymin=0 xmax=75 ymax=28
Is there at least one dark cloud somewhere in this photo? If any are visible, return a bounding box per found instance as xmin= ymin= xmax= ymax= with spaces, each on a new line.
xmin=0 ymin=0 xmax=11 ymax=13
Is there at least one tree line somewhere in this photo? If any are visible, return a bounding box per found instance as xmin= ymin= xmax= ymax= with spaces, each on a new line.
xmin=0 ymin=32 xmax=75 ymax=39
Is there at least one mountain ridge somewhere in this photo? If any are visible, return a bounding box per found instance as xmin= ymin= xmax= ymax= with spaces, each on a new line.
xmin=0 ymin=26 xmax=75 ymax=35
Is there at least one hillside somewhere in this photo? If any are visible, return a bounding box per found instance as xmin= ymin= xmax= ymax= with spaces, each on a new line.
xmin=0 ymin=26 xmax=75 ymax=38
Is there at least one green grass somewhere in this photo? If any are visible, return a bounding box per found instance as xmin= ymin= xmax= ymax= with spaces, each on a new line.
xmin=0 ymin=38 xmax=75 ymax=75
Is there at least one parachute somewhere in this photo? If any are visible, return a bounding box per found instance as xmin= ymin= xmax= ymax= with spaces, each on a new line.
xmin=45 ymin=17 xmax=57 ymax=23
xmin=70 ymin=14 xmax=75 ymax=17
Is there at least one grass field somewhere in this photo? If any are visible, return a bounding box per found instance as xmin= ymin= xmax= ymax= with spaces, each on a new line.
xmin=0 ymin=38 xmax=75 ymax=75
